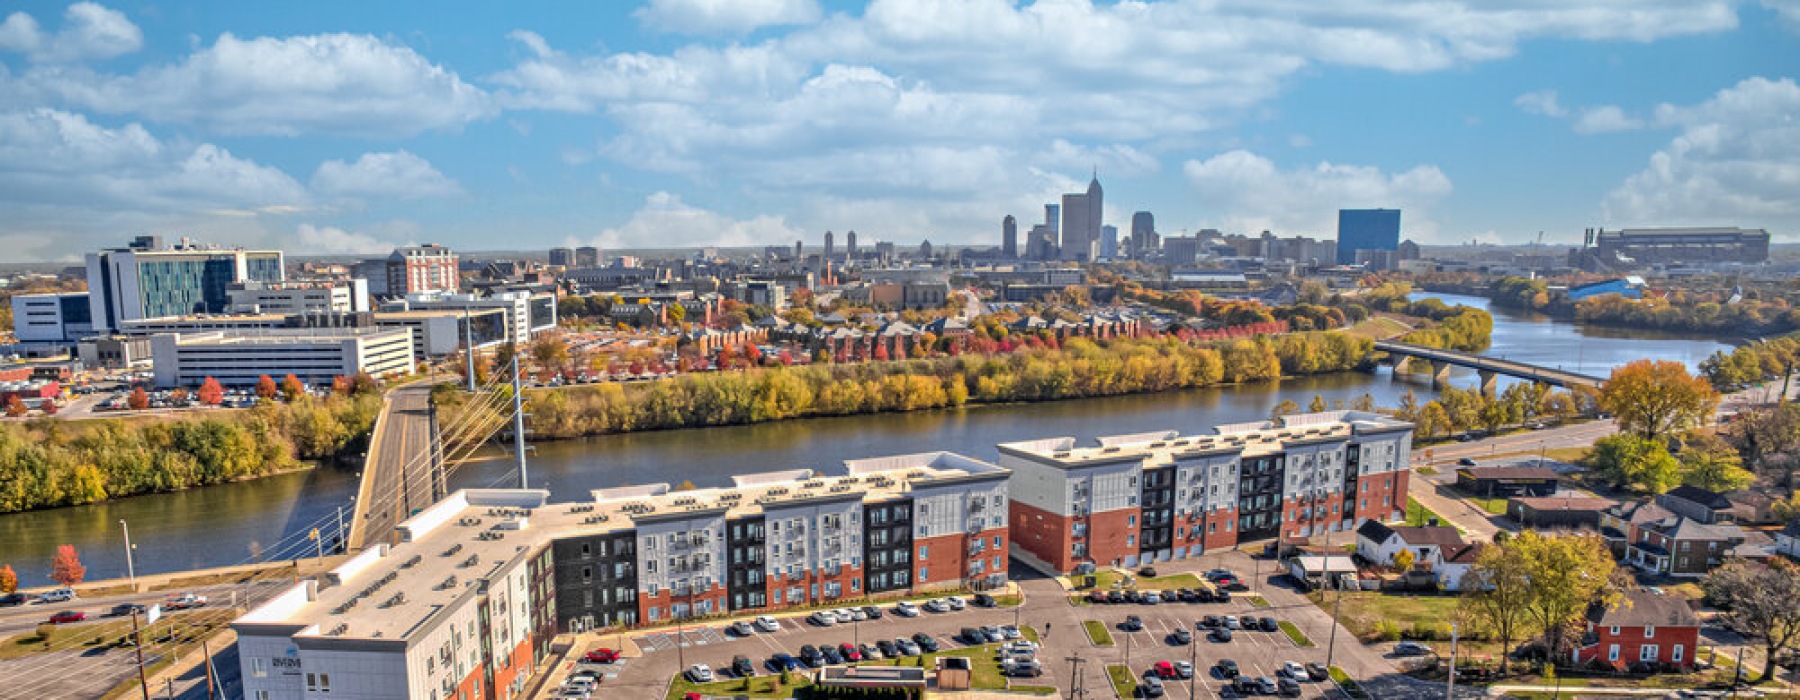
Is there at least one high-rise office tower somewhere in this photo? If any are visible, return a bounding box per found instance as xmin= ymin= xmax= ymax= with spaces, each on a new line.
xmin=575 ymin=246 xmax=601 ymax=267
xmin=1130 ymin=211 xmax=1156 ymax=259
xmin=846 ymin=230 xmax=858 ymax=260
xmin=1336 ymin=208 xmax=1402 ymax=265
xmin=824 ymin=230 xmax=835 ymax=260
xmin=1059 ymin=173 xmax=1103 ymax=261
xmin=86 ymin=238 xmax=286 ymax=333
xmin=548 ymin=247 xmax=575 ymax=267
xmin=1100 ymin=225 xmax=1118 ymax=260
xmin=1002 ymin=215 xmax=1018 ymax=258
xmin=1045 ymin=204 xmax=1060 ymax=249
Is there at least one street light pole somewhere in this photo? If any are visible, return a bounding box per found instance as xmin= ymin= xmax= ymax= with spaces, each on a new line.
xmin=119 ymin=519 xmax=137 ymax=591
xmin=1445 ymin=622 xmax=1459 ymax=700
xmin=1065 ymin=655 xmax=1085 ymax=700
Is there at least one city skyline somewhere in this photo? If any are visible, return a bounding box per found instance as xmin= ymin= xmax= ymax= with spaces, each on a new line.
xmin=0 ymin=1 xmax=1795 ymax=261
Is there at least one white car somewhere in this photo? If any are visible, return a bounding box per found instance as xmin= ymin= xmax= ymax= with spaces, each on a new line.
xmin=1223 ymin=615 xmax=1241 ymax=630
xmin=894 ymin=602 xmax=921 ymax=617
xmin=755 ymin=615 xmax=781 ymax=632
xmin=924 ymin=598 xmax=950 ymax=613
xmin=809 ymin=611 xmax=839 ymax=626
xmin=1001 ymin=625 xmax=1023 ymax=640
xmin=1280 ymin=661 xmax=1307 ymax=679
xmin=946 ymin=596 xmax=966 ymax=611
xmin=37 ymin=588 xmax=75 ymax=604
xmin=835 ymin=608 xmax=856 ymax=623
xmin=999 ymin=640 xmax=1040 ymax=657
xmin=849 ymin=607 xmax=869 ymax=621
xmin=686 ymin=664 xmax=714 ymax=683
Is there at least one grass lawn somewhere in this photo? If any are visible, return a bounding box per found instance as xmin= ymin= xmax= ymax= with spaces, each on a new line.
xmin=1107 ymin=664 xmax=1139 ymax=698
xmin=1278 ymin=621 xmax=1316 ymax=648
xmin=1342 ymin=317 xmax=1414 ymax=341
xmin=1469 ymin=496 xmax=1509 ymax=515
xmin=1090 ymin=570 xmax=1205 ymax=591
xmin=1305 ymin=590 xmax=1463 ymax=643
xmin=1246 ymin=595 xmax=1271 ymax=609
xmin=1417 ymin=466 xmax=1439 ymax=476
xmin=1009 ymin=685 xmax=1059 ymax=695
xmin=665 ymin=673 xmax=813 ymax=700
xmin=1084 ymin=620 xmax=1115 ymax=646
xmin=0 ymin=608 xmax=225 ymax=662
xmin=1329 ymin=667 xmax=1369 ymax=700
xmin=1405 ymin=496 xmax=1454 ymax=529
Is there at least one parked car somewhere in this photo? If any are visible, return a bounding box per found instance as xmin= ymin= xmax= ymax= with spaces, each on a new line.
xmin=1139 ymin=566 xmax=1158 ymax=577
xmin=973 ymin=593 xmax=997 ymax=608
xmin=961 ymin=627 xmax=986 ymax=644
xmin=1001 ymin=625 xmax=1022 ymax=640
xmin=0 ymin=593 xmax=26 ymax=607
xmin=895 ymin=601 xmax=921 ymax=617
xmin=1140 ymin=675 xmax=1165 ymax=697
xmin=1154 ymin=661 xmax=1179 ymax=679
xmin=684 ymin=664 xmax=713 ymax=683
xmin=755 ymin=615 xmax=781 ymax=632
xmin=1304 ymin=663 xmax=1330 ymax=681
xmin=1170 ymin=627 xmax=1192 ymax=645
xmin=731 ymin=655 xmax=756 ymax=677
xmin=1458 ymin=457 xmax=1478 ymax=466
xmin=1141 ymin=591 xmax=1162 ymax=604
xmin=1205 ymin=569 xmax=1236 ymax=581
xmin=1211 ymin=628 xmax=1233 ymax=643
xmin=809 ymin=611 xmax=839 ymax=626
xmin=1123 ymin=590 xmax=1144 ymax=604
xmin=770 ymin=653 xmax=803 ymax=672
xmin=1279 ymin=662 xmax=1307 ymax=679
xmin=48 ymin=610 xmax=86 ymax=624
xmin=875 ymin=640 xmax=898 ymax=658
xmin=1176 ymin=588 xmax=1198 ymax=602
xmin=1216 ymin=659 xmax=1240 ymax=678
xmin=981 ymin=625 xmax=1005 ymax=643
xmin=912 ymin=633 xmax=940 ymax=653
xmin=1088 ymin=590 xmax=1109 ymax=604
xmin=923 ymin=598 xmax=950 ymax=613
xmin=846 ymin=607 xmax=867 ymax=622
xmin=896 ymin=638 xmax=922 ymax=656
xmin=862 ymin=605 xmax=884 ymax=619
xmin=1123 ymin=615 xmax=1144 ymax=631
xmin=1278 ymin=677 xmax=1302 ymax=696
xmin=1222 ymin=615 xmax=1241 ymax=630
xmin=946 ymin=596 xmax=967 ymax=611
xmin=999 ymin=640 xmax=1040 ymax=656
xmin=108 ymin=603 xmax=147 ymax=617
xmin=839 ymin=643 xmax=862 ymax=662
xmin=1254 ymin=676 xmax=1279 ymax=694
xmin=1173 ymin=661 xmax=1194 ymax=679
xmin=1394 ymin=641 xmax=1433 ymax=656
xmin=799 ymin=645 xmax=824 ymax=667
xmin=727 ymin=621 xmax=755 ymax=636
xmin=821 ymin=646 xmax=844 ymax=665
xmin=859 ymin=642 xmax=882 ymax=660
xmin=1106 ymin=591 xmax=1125 ymax=604
xmin=1002 ymin=658 xmax=1043 ymax=677
xmin=1221 ymin=580 xmax=1250 ymax=592
xmin=1259 ymin=617 xmax=1279 ymax=632
xmin=583 ymin=648 xmax=621 ymax=663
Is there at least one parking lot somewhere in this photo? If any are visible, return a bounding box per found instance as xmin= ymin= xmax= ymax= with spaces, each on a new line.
xmin=538 ymin=551 xmax=1401 ymax=700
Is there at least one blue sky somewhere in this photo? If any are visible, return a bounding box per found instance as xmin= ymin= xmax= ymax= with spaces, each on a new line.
xmin=1 ymin=0 xmax=1796 ymax=261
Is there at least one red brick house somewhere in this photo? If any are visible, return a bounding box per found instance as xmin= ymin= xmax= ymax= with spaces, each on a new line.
xmin=1573 ymin=590 xmax=1700 ymax=671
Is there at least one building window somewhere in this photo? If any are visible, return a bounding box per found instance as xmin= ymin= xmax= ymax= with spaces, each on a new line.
xmin=1607 ymin=644 xmax=1620 ymax=662
xmin=1644 ymin=626 xmax=1655 ymax=638
xmin=1640 ymin=645 xmax=1658 ymax=662
xmin=1672 ymin=645 xmax=1684 ymax=663
xmin=251 ymin=658 xmax=268 ymax=679
xmin=919 ymin=545 xmax=929 ymax=558
xmin=919 ymin=567 xmax=929 ymax=582
xmin=1610 ymin=626 xmax=1620 ymax=636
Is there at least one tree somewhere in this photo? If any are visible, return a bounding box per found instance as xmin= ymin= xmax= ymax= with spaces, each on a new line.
xmin=1701 ymin=559 xmax=1800 ymax=683
xmin=1463 ymin=539 xmax=1535 ymax=672
xmin=350 ymin=372 xmax=379 ymax=395
xmin=280 ymin=374 xmax=305 ymax=402
xmin=666 ymin=302 xmax=686 ymax=325
xmin=49 ymin=545 xmax=85 ymax=587
xmin=1392 ymin=548 xmax=1416 ymax=573
xmin=1270 ymin=399 xmax=1299 ymax=419
xmin=1513 ymin=531 xmax=1617 ymax=655
xmin=1586 ymin=434 xmax=1683 ymax=493
xmin=3 ymin=396 xmax=25 ymax=417
xmin=126 ymin=387 xmax=150 ymax=411
xmin=532 ymin=332 xmax=571 ymax=372
xmin=1600 ymin=359 xmax=1720 ymax=439
xmin=0 ymin=564 xmax=15 ymax=594
xmin=1679 ymin=436 xmax=1756 ymax=492
xmin=1772 ymin=491 xmax=1800 ymax=522
xmin=1415 ymin=402 xmax=1451 ymax=439
xmin=255 ymin=375 xmax=278 ymax=401
xmin=197 ymin=376 xmax=225 ymax=406
xmin=1308 ymin=395 xmax=1327 ymax=413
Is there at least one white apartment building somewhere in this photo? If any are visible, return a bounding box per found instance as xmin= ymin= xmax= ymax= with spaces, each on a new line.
xmin=149 ymin=328 xmax=414 ymax=388
xmin=227 ymin=280 xmax=370 ymax=315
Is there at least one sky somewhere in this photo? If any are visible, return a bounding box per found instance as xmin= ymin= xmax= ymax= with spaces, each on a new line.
xmin=0 ymin=0 xmax=1796 ymax=262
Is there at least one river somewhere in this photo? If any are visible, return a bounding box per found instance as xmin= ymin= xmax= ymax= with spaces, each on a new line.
xmin=0 ymin=292 xmax=1733 ymax=584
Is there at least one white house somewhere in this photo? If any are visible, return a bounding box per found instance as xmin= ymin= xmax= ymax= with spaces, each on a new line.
xmin=1354 ymin=520 xmax=1482 ymax=591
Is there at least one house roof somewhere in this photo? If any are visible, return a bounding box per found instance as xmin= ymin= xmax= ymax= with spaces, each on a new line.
xmin=1509 ymin=496 xmax=1617 ymax=512
xmin=1458 ymin=466 xmax=1560 ymax=481
xmin=1663 ymin=485 xmax=1733 ymax=510
xmin=1609 ymin=500 xmax=1676 ymax=525
xmin=1444 ymin=543 xmax=1484 ymax=564
xmin=1646 ymin=516 xmax=1746 ymax=543
xmin=1589 ymin=590 xmax=1698 ymax=628
xmin=1356 ymin=519 xmax=1395 ymax=544
xmin=1388 ymin=526 xmax=1469 ymax=551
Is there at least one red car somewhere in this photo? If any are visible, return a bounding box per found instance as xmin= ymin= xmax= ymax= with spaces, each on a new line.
xmin=1154 ymin=661 xmax=1178 ymax=679
xmin=583 ymin=648 xmax=621 ymax=663
xmin=48 ymin=611 xmax=87 ymax=624
xmin=838 ymin=643 xmax=862 ymax=662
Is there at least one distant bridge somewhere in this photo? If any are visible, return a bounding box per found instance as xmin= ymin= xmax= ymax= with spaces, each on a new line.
xmin=1373 ymin=340 xmax=1607 ymax=394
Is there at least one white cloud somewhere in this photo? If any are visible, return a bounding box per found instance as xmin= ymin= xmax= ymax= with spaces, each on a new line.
xmin=0 ymin=2 xmax=141 ymax=63
xmin=1514 ymin=89 xmax=1568 ymax=117
xmin=591 ymin=192 xmax=803 ymax=249
xmin=635 ymin=0 xmax=821 ymax=35
xmin=1764 ymin=0 xmax=1800 ymax=30
xmin=1604 ymin=76 xmax=1800 ymax=228
xmin=312 ymin=151 xmax=461 ymax=200
xmin=292 ymin=224 xmax=403 ymax=255
xmin=1181 ymin=150 xmax=1453 ymax=238
xmin=1572 ymin=105 xmax=1645 ymax=134
xmin=15 ymin=32 xmax=493 ymax=137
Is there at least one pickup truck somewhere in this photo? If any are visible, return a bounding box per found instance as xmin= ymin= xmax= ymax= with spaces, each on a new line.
xmin=165 ymin=593 xmax=208 ymax=610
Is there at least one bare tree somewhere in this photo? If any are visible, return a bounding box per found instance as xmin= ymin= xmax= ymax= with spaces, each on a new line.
xmin=1701 ymin=559 xmax=1800 ymax=683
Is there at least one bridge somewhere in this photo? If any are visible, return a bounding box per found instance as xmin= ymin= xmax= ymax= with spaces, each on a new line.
xmin=1373 ymin=340 xmax=1607 ymax=394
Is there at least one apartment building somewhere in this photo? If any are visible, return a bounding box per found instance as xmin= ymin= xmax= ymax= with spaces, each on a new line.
xmin=999 ymin=411 xmax=1413 ymax=573
xmin=149 ymin=328 xmax=415 ymax=388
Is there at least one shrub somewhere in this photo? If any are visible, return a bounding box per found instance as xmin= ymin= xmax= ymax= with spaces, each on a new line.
xmin=1374 ymin=620 xmax=1402 ymax=641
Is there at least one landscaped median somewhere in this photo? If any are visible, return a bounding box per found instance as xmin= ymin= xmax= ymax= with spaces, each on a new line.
xmin=1277 ymin=620 xmax=1315 ymax=648
xmin=1083 ymin=619 xmax=1115 ymax=646
xmin=1329 ymin=666 xmax=1369 ymax=700
xmin=666 ymin=671 xmax=812 ymax=700
xmin=1106 ymin=664 xmax=1138 ymax=698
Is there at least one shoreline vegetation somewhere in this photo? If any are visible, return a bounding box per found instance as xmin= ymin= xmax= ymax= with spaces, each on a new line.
xmin=1421 ymin=275 xmax=1800 ymax=338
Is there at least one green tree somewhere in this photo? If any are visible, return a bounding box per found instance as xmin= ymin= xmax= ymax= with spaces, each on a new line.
xmin=1701 ymin=559 xmax=1800 ymax=683
xmin=1462 ymin=539 xmax=1535 ymax=672
xmin=1679 ymin=437 xmax=1755 ymax=493
xmin=1600 ymin=359 xmax=1720 ymax=439
xmin=1587 ymin=434 xmax=1683 ymax=493
xmin=1271 ymin=399 xmax=1299 ymax=419
xmin=1415 ymin=402 xmax=1451 ymax=439
xmin=1514 ymin=531 xmax=1618 ymax=655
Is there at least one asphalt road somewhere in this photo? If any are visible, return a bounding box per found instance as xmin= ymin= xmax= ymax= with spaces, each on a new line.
xmin=539 ymin=551 xmax=1408 ymax=700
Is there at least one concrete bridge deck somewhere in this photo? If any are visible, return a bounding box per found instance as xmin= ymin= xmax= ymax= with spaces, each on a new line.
xmin=1373 ymin=340 xmax=1606 ymax=393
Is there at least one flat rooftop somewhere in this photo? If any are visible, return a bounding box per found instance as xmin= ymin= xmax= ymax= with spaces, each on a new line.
xmin=997 ymin=411 xmax=1412 ymax=467
xmin=236 ymin=453 xmax=1006 ymax=643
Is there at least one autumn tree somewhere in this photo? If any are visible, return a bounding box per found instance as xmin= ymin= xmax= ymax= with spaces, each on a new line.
xmin=0 ymin=564 xmax=16 ymax=594
xmin=350 ymin=372 xmax=379 ymax=395
xmin=1600 ymin=359 xmax=1720 ymax=439
xmin=1513 ymin=531 xmax=1618 ymax=655
xmin=49 ymin=545 xmax=85 ymax=587
xmin=3 ymin=396 xmax=25 ymax=417
xmin=1270 ymin=399 xmax=1299 ymax=419
xmin=666 ymin=302 xmax=686 ymax=325
xmin=197 ymin=376 xmax=225 ymax=405
xmin=280 ymin=374 xmax=305 ymax=402
xmin=1701 ymin=559 xmax=1800 ymax=683
xmin=1462 ymin=539 xmax=1535 ymax=672
xmin=1679 ymin=435 xmax=1756 ymax=493
xmin=1308 ymin=395 xmax=1327 ymax=413
xmin=1586 ymin=434 xmax=1682 ymax=493
xmin=1392 ymin=549 xmax=1416 ymax=573
xmin=126 ymin=387 xmax=150 ymax=411
xmin=255 ymin=375 xmax=278 ymax=400
xmin=532 ymin=332 xmax=571 ymax=373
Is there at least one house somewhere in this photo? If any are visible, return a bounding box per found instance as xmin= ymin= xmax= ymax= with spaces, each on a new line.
xmin=1507 ymin=496 xmax=1617 ymax=530
xmin=1778 ymin=518 xmax=1800 ymax=560
xmin=1624 ymin=513 xmax=1749 ymax=577
xmin=1573 ymin=589 xmax=1700 ymax=671
xmin=1656 ymin=485 xmax=1735 ymax=524
xmin=1455 ymin=466 xmax=1560 ymax=499
xmin=1723 ymin=490 xmax=1783 ymax=525
xmin=1599 ymin=501 xmax=1676 ymax=558
xmin=1354 ymin=521 xmax=1481 ymax=591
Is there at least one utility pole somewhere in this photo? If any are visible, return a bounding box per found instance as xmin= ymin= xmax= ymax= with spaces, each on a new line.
xmin=120 ymin=519 xmax=138 ymax=592
xmin=1187 ymin=627 xmax=1198 ymax=699
xmin=1326 ymin=573 xmax=1344 ymax=670
xmin=1445 ymin=622 xmax=1459 ymax=700
xmin=131 ymin=609 xmax=150 ymax=700
xmin=512 ymin=353 xmax=529 ymax=489
xmin=203 ymin=637 xmax=216 ymax=700
xmin=1065 ymin=655 xmax=1086 ymax=700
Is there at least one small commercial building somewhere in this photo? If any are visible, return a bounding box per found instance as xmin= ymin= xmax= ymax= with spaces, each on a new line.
xmin=149 ymin=328 xmax=414 ymax=388
xmin=1287 ymin=555 xmax=1357 ymax=591
xmin=1455 ymin=466 xmax=1560 ymax=499
xmin=1506 ymin=496 xmax=1616 ymax=530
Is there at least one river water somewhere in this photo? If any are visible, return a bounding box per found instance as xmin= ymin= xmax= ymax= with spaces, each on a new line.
xmin=0 ymin=292 xmax=1732 ymax=584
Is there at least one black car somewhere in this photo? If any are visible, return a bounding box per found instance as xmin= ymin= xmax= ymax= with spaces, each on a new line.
xmin=876 ymin=639 xmax=899 ymax=658
xmin=732 ymin=655 xmax=756 ymax=677
xmin=824 ymin=647 xmax=847 ymax=664
xmin=973 ymin=593 xmax=997 ymax=608
xmin=961 ymin=627 xmax=986 ymax=644
xmin=0 ymin=593 xmax=26 ymax=607
xmin=1304 ymin=663 xmax=1330 ymax=681
xmin=1228 ymin=677 xmax=1257 ymax=695
xmin=1277 ymin=677 xmax=1302 ymax=697
xmin=1216 ymin=659 xmax=1240 ymax=677
xmin=1458 ymin=457 xmax=1478 ymax=466
xmin=799 ymin=645 xmax=825 ymax=667
xmin=1170 ymin=628 xmax=1192 ymax=645
xmin=109 ymin=603 xmax=147 ymax=617
xmin=912 ymin=633 xmax=940 ymax=653
xmin=1139 ymin=566 xmax=1158 ymax=577
xmin=1259 ymin=617 xmax=1279 ymax=632
xmin=1177 ymin=588 xmax=1198 ymax=602
xmin=1106 ymin=591 xmax=1125 ymax=604
xmin=1123 ymin=589 xmax=1143 ymax=604
xmin=1222 ymin=581 xmax=1249 ymax=592
xmin=1200 ymin=615 xmax=1221 ymax=629
xmin=1123 ymin=615 xmax=1144 ymax=631
xmin=1211 ymin=628 xmax=1233 ymax=643
xmin=863 ymin=605 xmax=884 ymax=619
